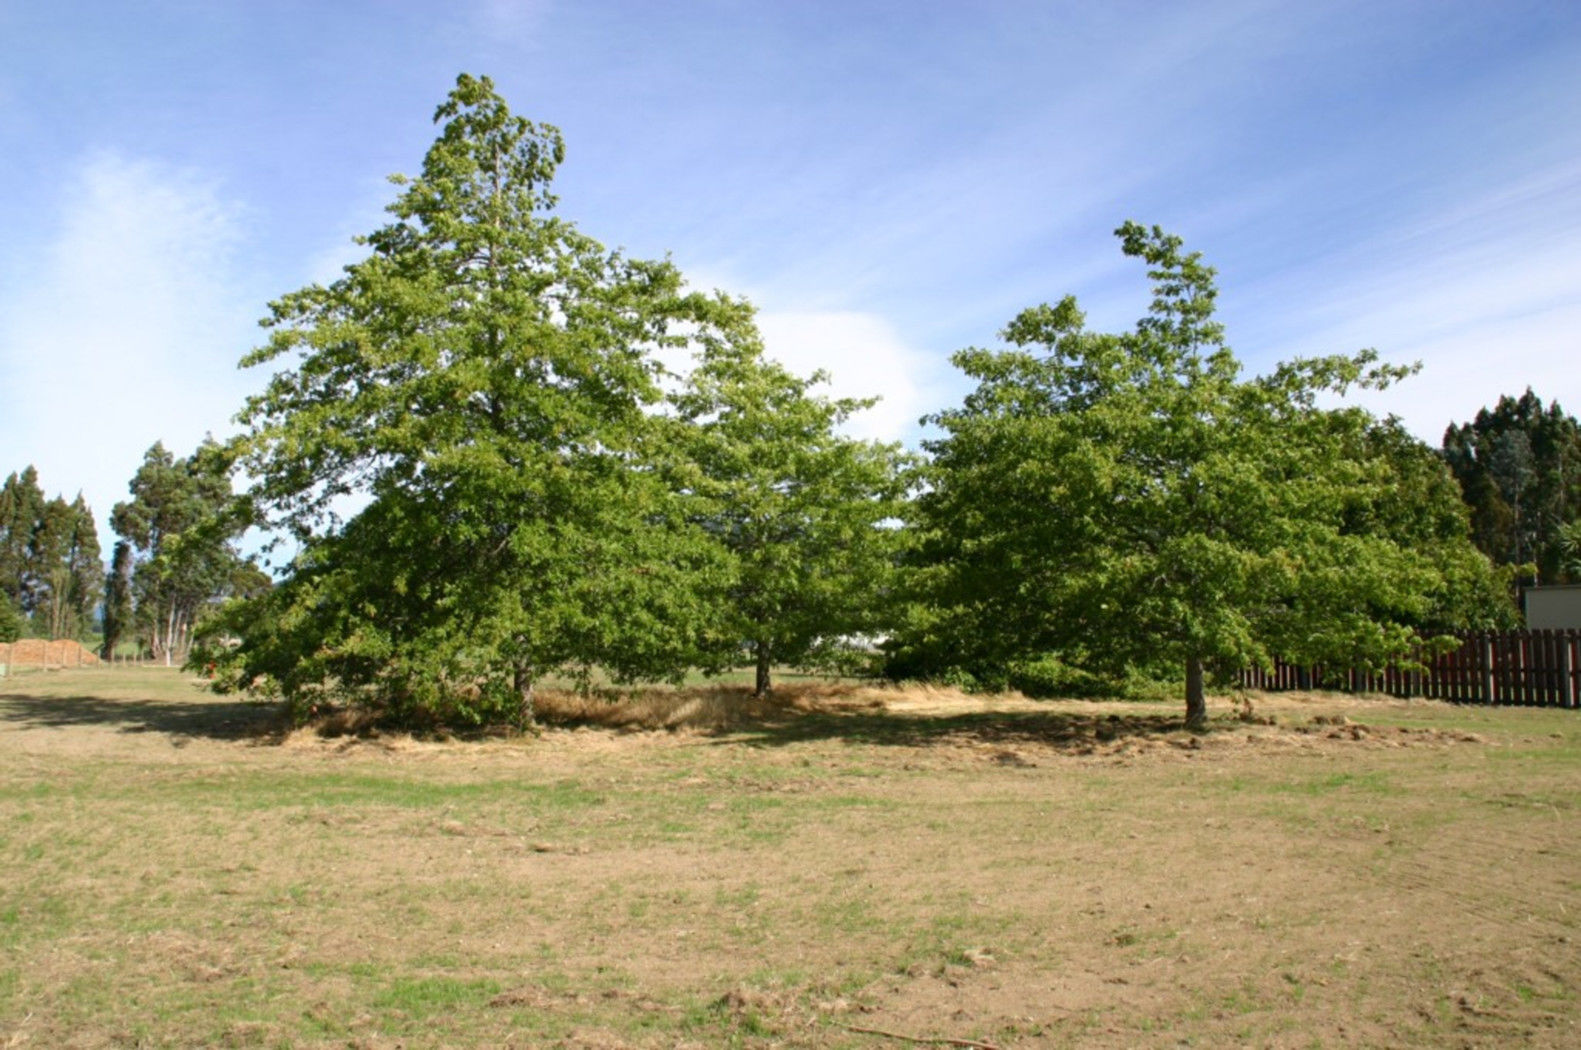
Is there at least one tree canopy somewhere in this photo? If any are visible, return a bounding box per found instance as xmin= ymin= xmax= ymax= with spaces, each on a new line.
xmin=220 ymin=75 xmax=765 ymax=723
xmin=0 ymin=466 xmax=102 ymax=641
xmin=110 ymin=441 xmax=259 ymax=664
xmin=196 ymin=75 xmax=1536 ymax=728
xmin=1442 ymin=390 xmax=1581 ymax=584
xmin=0 ymin=592 xmax=22 ymax=643
xmin=670 ymin=306 xmax=911 ymax=694
xmin=893 ymin=223 xmax=1512 ymax=726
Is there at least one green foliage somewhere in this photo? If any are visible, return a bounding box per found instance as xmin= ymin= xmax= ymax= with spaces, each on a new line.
xmin=111 ymin=441 xmax=256 ymax=663
xmin=0 ymin=467 xmax=102 ymax=641
xmin=220 ymin=74 xmax=747 ymax=724
xmin=99 ymin=541 xmax=133 ymax=659
xmin=1442 ymin=390 xmax=1581 ymax=583
xmin=0 ymin=592 xmax=21 ymax=643
xmin=892 ymin=222 xmax=1513 ymax=723
xmin=1561 ymin=520 xmax=1581 ymax=578
xmin=670 ymin=307 xmax=912 ymax=692
xmin=32 ymin=494 xmax=102 ymax=641
xmin=0 ymin=467 xmax=44 ymax=613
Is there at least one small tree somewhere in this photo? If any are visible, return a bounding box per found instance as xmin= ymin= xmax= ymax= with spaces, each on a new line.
xmin=29 ymin=494 xmax=102 ymax=641
xmin=900 ymin=223 xmax=1511 ymax=727
xmin=101 ymin=540 xmax=134 ymax=659
xmin=671 ymin=303 xmax=911 ymax=694
xmin=1561 ymin=521 xmax=1581 ymax=578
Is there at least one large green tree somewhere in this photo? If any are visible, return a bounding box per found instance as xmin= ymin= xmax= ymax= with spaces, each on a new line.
xmin=896 ymin=223 xmax=1511 ymax=726
xmin=1442 ymin=390 xmax=1581 ymax=583
xmin=670 ymin=303 xmax=911 ymax=694
xmin=221 ymin=75 xmax=740 ymax=724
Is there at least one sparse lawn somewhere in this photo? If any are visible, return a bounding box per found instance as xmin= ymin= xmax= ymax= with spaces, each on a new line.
xmin=1 ymin=668 xmax=1578 ymax=1048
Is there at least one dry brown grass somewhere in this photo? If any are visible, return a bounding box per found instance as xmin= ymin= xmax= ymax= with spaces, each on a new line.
xmin=2 ymin=668 xmax=1579 ymax=1048
xmin=533 ymin=680 xmax=904 ymax=731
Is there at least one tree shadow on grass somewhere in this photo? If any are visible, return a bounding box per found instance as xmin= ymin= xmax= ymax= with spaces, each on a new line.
xmin=0 ymin=679 xmax=1201 ymax=753
xmin=705 ymin=707 xmax=1194 ymax=754
xmin=0 ymin=690 xmax=285 ymax=742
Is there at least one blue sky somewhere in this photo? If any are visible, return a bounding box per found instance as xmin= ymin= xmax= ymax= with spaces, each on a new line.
xmin=2 ymin=0 xmax=1579 ymax=536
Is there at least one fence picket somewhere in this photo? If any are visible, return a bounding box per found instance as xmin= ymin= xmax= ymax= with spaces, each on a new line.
xmin=1566 ymin=636 xmax=1579 ymax=709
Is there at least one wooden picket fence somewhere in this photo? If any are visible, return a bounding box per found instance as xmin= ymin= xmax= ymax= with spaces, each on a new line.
xmin=1238 ymin=629 xmax=1581 ymax=708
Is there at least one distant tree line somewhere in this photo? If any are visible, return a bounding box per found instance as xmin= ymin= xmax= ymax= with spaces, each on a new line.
xmin=1 ymin=442 xmax=259 ymax=661
xmin=0 ymin=467 xmax=101 ymax=643
xmin=1441 ymin=390 xmax=1581 ymax=585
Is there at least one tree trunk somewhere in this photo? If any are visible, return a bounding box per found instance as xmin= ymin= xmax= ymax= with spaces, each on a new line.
xmin=1185 ymin=653 xmax=1207 ymax=730
xmin=514 ymin=659 xmax=535 ymax=728
xmin=754 ymin=640 xmax=772 ymax=697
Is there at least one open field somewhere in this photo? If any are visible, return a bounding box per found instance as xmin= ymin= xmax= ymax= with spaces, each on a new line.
xmin=1 ymin=669 xmax=1578 ymax=1048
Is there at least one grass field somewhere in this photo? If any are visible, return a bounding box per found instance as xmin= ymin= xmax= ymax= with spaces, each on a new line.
xmin=1 ymin=668 xmax=1577 ymax=1048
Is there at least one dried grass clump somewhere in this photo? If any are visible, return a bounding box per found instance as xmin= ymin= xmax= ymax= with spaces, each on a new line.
xmin=311 ymin=706 xmax=385 ymax=738
xmin=275 ymin=678 xmax=994 ymax=740
xmin=534 ymin=680 xmax=895 ymax=731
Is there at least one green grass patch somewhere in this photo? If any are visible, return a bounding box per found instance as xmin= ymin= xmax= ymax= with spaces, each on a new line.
xmin=372 ymin=975 xmax=502 ymax=1016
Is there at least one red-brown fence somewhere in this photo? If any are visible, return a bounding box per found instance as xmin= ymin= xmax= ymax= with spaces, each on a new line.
xmin=1238 ymin=629 xmax=1581 ymax=708
xmin=0 ymin=639 xmax=102 ymax=672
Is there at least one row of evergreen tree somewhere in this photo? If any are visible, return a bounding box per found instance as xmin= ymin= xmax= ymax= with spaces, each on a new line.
xmin=0 ymin=445 xmax=260 ymax=659
xmin=1443 ymin=390 xmax=1581 ymax=586
xmin=0 ymin=468 xmax=100 ymax=642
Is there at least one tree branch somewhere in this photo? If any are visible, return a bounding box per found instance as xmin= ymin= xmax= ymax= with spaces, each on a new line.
xmin=838 ymin=1023 xmax=1002 ymax=1050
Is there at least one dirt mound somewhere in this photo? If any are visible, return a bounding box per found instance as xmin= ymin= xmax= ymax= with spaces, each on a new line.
xmin=0 ymin=638 xmax=100 ymax=670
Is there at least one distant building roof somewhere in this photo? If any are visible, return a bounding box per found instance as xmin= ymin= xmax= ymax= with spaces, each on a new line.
xmin=1525 ymin=584 xmax=1581 ymax=630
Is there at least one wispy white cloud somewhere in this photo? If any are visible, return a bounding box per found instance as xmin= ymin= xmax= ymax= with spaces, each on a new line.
xmin=1361 ymin=304 xmax=1581 ymax=441
xmin=298 ymin=177 xmax=405 ymax=290
xmin=468 ymin=0 xmax=551 ymax=41
xmin=756 ymin=310 xmax=939 ymax=445
xmin=676 ymin=266 xmax=946 ymax=445
xmin=4 ymin=0 xmax=1576 ymax=539
xmin=0 ymin=153 xmax=256 ymax=533
xmin=1236 ymin=155 xmax=1581 ymax=439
